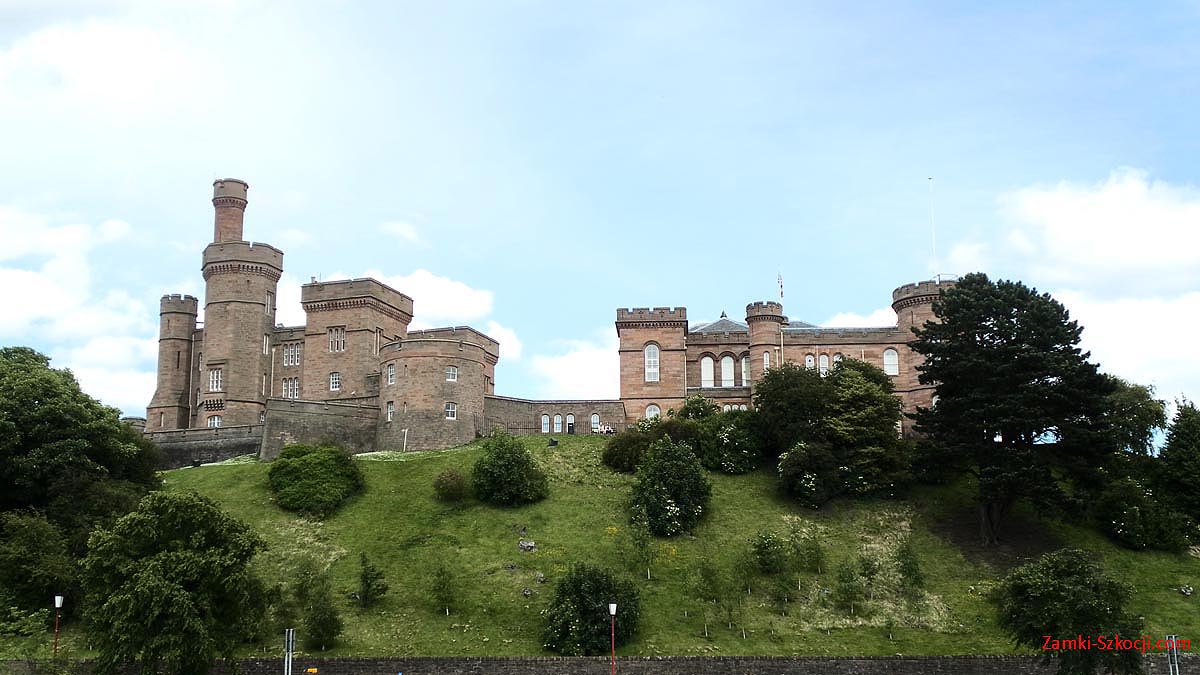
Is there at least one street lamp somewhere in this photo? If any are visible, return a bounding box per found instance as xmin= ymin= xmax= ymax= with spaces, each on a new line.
xmin=53 ymin=595 xmax=63 ymax=655
xmin=608 ymin=602 xmax=617 ymax=675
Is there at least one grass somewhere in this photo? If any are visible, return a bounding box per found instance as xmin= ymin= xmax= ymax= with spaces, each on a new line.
xmin=6 ymin=434 xmax=1197 ymax=660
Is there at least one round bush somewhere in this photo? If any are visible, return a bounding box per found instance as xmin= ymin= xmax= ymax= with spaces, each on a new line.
xmin=433 ymin=469 xmax=467 ymax=503
xmin=472 ymin=431 xmax=549 ymax=506
xmin=699 ymin=411 xmax=761 ymax=475
xmin=542 ymin=563 xmax=640 ymax=656
xmin=751 ymin=531 xmax=787 ymax=574
xmin=602 ymin=430 xmax=652 ymax=473
xmin=630 ymin=439 xmax=711 ymax=536
xmin=267 ymin=445 xmax=364 ymax=517
xmin=1095 ymin=478 xmax=1195 ymax=552
xmin=777 ymin=440 xmax=840 ymax=508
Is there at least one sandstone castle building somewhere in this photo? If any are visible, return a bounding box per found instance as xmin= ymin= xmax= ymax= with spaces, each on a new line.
xmin=145 ymin=179 xmax=949 ymax=466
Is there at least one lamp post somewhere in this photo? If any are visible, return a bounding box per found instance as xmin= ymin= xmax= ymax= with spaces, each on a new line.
xmin=53 ymin=595 xmax=63 ymax=655
xmin=608 ymin=602 xmax=617 ymax=675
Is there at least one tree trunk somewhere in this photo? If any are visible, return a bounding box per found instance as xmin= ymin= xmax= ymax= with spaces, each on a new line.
xmin=978 ymin=499 xmax=1012 ymax=546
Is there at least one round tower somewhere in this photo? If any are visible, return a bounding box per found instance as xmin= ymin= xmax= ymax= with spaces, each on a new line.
xmin=200 ymin=179 xmax=283 ymax=427
xmin=891 ymin=279 xmax=957 ymax=331
xmin=377 ymin=336 xmax=490 ymax=452
xmin=146 ymin=293 xmax=199 ymax=430
xmin=745 ymin=301 xmax=786 ymax=383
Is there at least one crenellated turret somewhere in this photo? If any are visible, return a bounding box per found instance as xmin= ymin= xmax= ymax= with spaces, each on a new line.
xmin=745 ymin=301 xmax=786 ymax=382
xmin=891 ymin=279 xmax=956 ymax=331
xmin=146 ymin=294 xmax=198 ymax=430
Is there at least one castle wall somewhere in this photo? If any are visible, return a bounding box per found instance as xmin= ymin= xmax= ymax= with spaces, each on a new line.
xmin=259 ymin=398 xmax=378 ymax=461
xmin=376 ymin=337 xmax=490 ymax=452
xmin=147 ymin=424 xmax=264 ymax=469
xmin=484 ymin=395 xmax=628 ymax=435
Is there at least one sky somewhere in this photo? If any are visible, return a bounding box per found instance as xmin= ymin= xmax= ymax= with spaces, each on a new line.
xmin=2 ymin=1 xmax=1200 ymax=427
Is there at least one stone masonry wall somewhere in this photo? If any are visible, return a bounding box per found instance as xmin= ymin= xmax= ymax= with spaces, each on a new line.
xmin=147 ymin=425 xmax=264 ymax=469
xmin=12 ymin=654 xmax=1189 ymax=675
xmin=616 ymin=308 xmax=688 ymax=423
xmin=260 ymin=399 xmax=378 ymax=460
xmin=484 ymin=395 xmax=628 ymax=435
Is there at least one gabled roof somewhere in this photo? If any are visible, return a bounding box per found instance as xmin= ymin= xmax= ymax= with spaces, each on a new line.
xmin=689 ymin=316 xmax=749 ymax=334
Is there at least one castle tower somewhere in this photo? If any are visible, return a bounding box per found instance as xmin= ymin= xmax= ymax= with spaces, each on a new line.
xmin=146 ymin=294 xmax=198 ymax=431
xmin=199 ymin=179 xmax=283 ymax=427
xmin=745 ymin=301 xmax=786 ymax=383
xmin=615 ymin=307 xmax=688 ymax=423
xmin=891 ymin=279 xmax=956 ymax=332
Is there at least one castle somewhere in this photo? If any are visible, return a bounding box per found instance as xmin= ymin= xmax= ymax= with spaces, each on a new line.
xmin=144 ymin=179 xmax=949 ymax=466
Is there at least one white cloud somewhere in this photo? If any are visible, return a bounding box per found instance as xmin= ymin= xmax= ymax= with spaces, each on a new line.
xmin=364 ymin=268 xmax=493 ymax=325
xmin=273 ymin=273 xmax=307 ymax=327
xmin=485 ymin=320 xmax=522 ymax=361
xmin=530 ymin=332 xmax=620 ymax=400
xmin=379 ymin=221 xmax=424 ymax=246
xmin=998 ymin=168 xmax=1200 ymax=290
xmin=822 ymin=307 xmax=897 ymax=328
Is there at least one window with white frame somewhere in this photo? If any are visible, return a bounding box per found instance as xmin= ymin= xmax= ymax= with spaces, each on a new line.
xmin=266 ymin=291 xmax=274 ymax=315
xmin=645 ymin=404 xmax=661 ymax=419
xmin=263 ymin=335 xmax=269 ymax=354
xmin=444 ymin=402 xmax=457 ymax=420
xmin=931 ymin=394 xmax=940 ymax=408
xmin=208 ymin=368 xmax=222 ymax=392
xmin=386 ymin=401 xmax=395 ymax=422
xmin=207 ymin=415 xmax=222 ymax=428
xmin=328 ymin=326 xmax=346 ymax=352
xmin=553 ymin=414 xmax=562 ymax=433
xmin=282 ymin=377 xmax=299 ymax=399
xmin=741 ymin=356 xmax=749 ymax=386
xmin=819 ymin=354 xmax=829 ymax=376
xmin=283 ymin=343 xmax=302 ymax=366
xmin=329 ymin=371 xmax=341 ymax=391
xmin=644 ymin=344 xmax=659 ymax=382
xmin=804 ymin=354 xmax=815 ymax=369
xmin=566 ymin=414 xmax=574 ymax=431
xmin=446 ymin=365 xmax=458 ymax=382
xmin=700 ymin=356 xmax=715 ymax=388
xmin=763 ymin=351 xmax=771 ymax=370
xmin=590 ymin=413 xmax=600 ymax=431
xmin=720 ymin=355 xmax=735 ymax=387
xmin=541 ymin=414 xmax=550 ymax=433
xmin=833 ymin=352 xmax=844 ymax=365
xmin=386 ymin=363 xmax=395 ymax=385
xmin=882 ymin=348 xmax=899 ymax=376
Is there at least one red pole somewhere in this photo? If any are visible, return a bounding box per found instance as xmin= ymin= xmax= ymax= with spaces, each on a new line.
xmin=53 ymin=608 xmax=60 ymax=655
xmin=610 ymin=613 xmax=615 ymax=675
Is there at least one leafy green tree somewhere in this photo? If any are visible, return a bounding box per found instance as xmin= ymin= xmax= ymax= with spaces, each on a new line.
xmin=267 ymin=444 xmax=365 ymax=517
xmin=789 ymin=530 xmax=826 ymax=575
xmin=697 ymin=410 xmax=761 ymax=475
xmin=296 ymin=561 xmax=342 ymax=651
xmin=630 ymin=439 xmax=712 ymax=536
xmin=673 ymin=394 xmax=721 ymax=420
xmin=776 ymin=440 xmax=840 ymax=508
xmin=751 ymin=532 xmax=787 ymax=574
xmin=691 ymin=557 xmax=730 ymax=637
xmin=601 ymin=428 xmax=653 ymax=473
xmin=911 ymin=273 xmax=1117 ymax=545
xmin=826 ymin=359 xmax=902 ymax=450
xmin=994 ymin=549 xmax=1143 ymax=675
xmin=752 ymin=363 xmax=834 ymax=456
xmin=833 ymin=560 xmax=863 ymax=614
xmin=471 ymin=430 xmax=549 ymax=506
xmin=430 ymin=563 xmax=457 ymax=616
xmin=543 ymin=563 xmax=640 ymax=656
xmin=1099 ymin=377 xmax=1166 ymax=455
xmin=894 ymin=537 xmax=925 ymax=596
xmin=1159 ymin=401 xmax=1200 ymax=520
xmin=0 ymin=512 xmax=75 ymax=614
xmin=81 ymin=491 xmax=265 ymax=675
xmin=355 ymin=552 xmax=388 ymax=608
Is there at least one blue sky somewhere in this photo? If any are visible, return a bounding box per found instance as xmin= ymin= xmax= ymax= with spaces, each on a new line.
xmin=2 ymin=1 xmax=1199 ymax=421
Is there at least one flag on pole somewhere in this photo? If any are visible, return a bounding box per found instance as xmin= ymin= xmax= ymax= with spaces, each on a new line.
xmin=777 ymin=274 xmax=784 ymax=301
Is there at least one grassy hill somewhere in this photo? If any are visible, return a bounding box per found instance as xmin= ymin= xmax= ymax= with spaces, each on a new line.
xmin=12 ymin=434 xmax=1197 ymax=659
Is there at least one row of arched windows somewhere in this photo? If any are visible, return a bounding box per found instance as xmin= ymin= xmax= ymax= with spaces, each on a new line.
xmin=649 ymin=344 xmax=902 ymax=382
xmin=698 ymin=354 xmax=750 ymax=388
xmin=797 ymin=349 xmax=900 ymax=376
xmin=540 ymin=413 xmax=604 ymax=433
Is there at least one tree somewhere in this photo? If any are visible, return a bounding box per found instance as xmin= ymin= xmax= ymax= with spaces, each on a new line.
xmin=430 ymin=563 xmax=457 ymax=616
xmin=294 ymin=558 xmax=342 ymax=651
xmin=630 ymin=439 xmax=712 ymax=536
xmin=355 ymin=553 xmax=388 ymax=608
xmin=471 ymin=430 xmax=549 ymax=506
xmin=911 ymin=274 xmax=1116 ymax=545
xmin=81 ymin=491 xmax=265 ymax=675
xmin=267 ymin=444 xmax=365 ymax=517
xmin=1099 ymin=377 xmax=1166 ymax=455
xmin=1159 ymin=401 xmax=1200 ymax=520
xmin=994 ymin=549 xmax=1143 ymax=675
xmin=0 ymin=512 xmax=75 ymax=614
xmin=752 ymin=363 xmax=833 ymax=456
xmin=542 ymin=563 xmax=640 ymax=656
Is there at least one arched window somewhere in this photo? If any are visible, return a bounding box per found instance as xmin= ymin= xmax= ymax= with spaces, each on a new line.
xmin=720 ymin=356 xmax=734 ymax=387
xmin=833 ymin=353 xmax=844 ymax=365
xmin=645 ymin=404 xmax=660 ymax=419
xmin=207 ymin=415 xmax=222 ymax=428
xmin=804 ymin=354 xmax=815 ymax=369
xmin=763 ymin=351 xmax=771 ymax=370
xmin=700 ymin=356 xmax=715 ymax=388
xmin=566 ymin=414 xmax=575 ymax=432
xmin=644 ymin=344 xmax=660 ymax=382
xmin=740 ymin=356 xmax=749 ymax=386
xmin=883 ymin=348 xmax=899 ymax=376
xmin=819 ymin=354 xmax=829 ymax=376
xmin=590 ymin=413 xmax=600 ymax=431
xmin=722 ymin=404 xmax=731 ymax=412
xmin=739 ymin=404 xmax=747 ymax=411
xmin=553 ymin=414 xmax=563 ymax=432
xmin=541 ymin=414 xmax=550 ymax=433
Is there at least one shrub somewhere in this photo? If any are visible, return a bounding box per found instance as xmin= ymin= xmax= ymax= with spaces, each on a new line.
xmin=791 ymin=533 xmax=826 ymax=575
xmin=297 ymin=561 xmax=342 ymax=651
xmin=894 ymin=537 xmax=924 ymax=596
xmin=355 ymin=553 xmax=388 ymax=608
xmin=630 ymin=439 xmax=712 ymax=536
xmin=833 ymin=560 xmax=863 ymax=614
xmin=751 ymin=532 xmax=787 ymax=574
xmin=699 ymin=411 xmax=761 ymax=474
xmin=777 ymin=441 xmax=841 ymax=508
xmin=267 ymin=445 xmax=365 ymax=517
xmin=674 ymin=394 xmax=721 ymax=420
xmin=430 ymin=563 xmax=456 ymax=615
xmin=655 ymin=417 xmax=704 ymax=453
xmin=433 ymin=469 xmax=468 ymax=503
xmin=602 ymin=429 xmax=652 ymax=473
xmin=1094 ymin=477 xmax=1195 ymax=552
xmin=472 ymin=431 xmax=549 ymax=506
xmin=543 ymin=563 xmax=640 ymax=656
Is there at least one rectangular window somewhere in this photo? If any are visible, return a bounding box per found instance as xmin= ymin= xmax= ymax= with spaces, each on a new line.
xmin=386 ymin=363 xmax=395 ymax=385
xmin=328 ymin=326 xmax=346 ymax=353
xmin=329 ymin=372 xmax=341 ymax=391
xmin=209 ymin=368 xmax=222 ymax=392
xmin=444 ymin=402 xmax=457 ymax=420
xmin=263 ymin=335 xmax=269 ymax=354
xmin=282 ymin=343 xmax=303 ymax=367
xmin=374 ymin=327 xmax=382 ymax=355
xmin=446 ymin=365 xmax=458 ymax=382
xmin=207 ymin=415 xmax=222 ymax=428
xmin=262 ymin=374 xmax=267 ymax=395
xmin=266 ymin=291 xmax=274 ymax=315
xmin=386 ymin=401 xmax=395 ymax=422
xmin=281 ymin=377 xmax=299 ymax=399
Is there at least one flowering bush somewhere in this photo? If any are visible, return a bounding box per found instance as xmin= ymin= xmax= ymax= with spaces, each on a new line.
xmin=542 ymin=563 xmax=640 ymax=655
xmin=630 ymin=439 xmax=711 ymax=536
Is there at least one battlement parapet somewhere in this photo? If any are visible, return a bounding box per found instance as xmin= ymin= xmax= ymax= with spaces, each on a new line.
xmin=160 ymin=294 xmax=199 ymax=313
xmin=616 ymin=307 xmax=688 ymax=324
xmin=892 ymin=279 xmax=957 ymax=310
xmin=745 ymin=301 xmax=786 ymax=324
xmin=301 ymin=278 xmax=414 ymax=318
xmin=202 ymin=241 xmax=284 ymax=279
xmin=380 ymin=331 xmax=499 ymax=365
